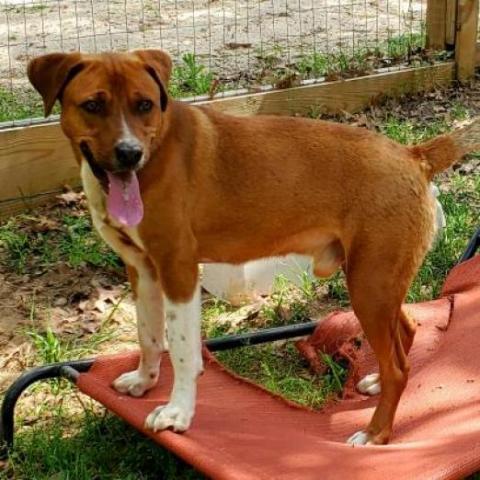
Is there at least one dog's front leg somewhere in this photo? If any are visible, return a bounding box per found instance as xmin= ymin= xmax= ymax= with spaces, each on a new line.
xmin=145 ymin=281 xmax=203 ymax=432
xmin=113 ymin=264 xmax=166 ymax=397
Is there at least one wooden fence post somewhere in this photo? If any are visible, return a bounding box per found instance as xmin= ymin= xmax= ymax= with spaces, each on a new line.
xmin=427 ymin=0 xmax=447 ymax=49
xmin=455 ymin=0 xmax=479 ymax=81
xmin=445 ymin=0 xmax=458 ymax=47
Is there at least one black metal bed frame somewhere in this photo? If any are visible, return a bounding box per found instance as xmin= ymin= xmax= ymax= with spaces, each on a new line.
xmin=1 ymin=227 xmax=478 ymax=459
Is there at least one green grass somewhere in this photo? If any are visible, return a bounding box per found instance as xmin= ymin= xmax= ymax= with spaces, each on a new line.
xmin=0 ymin=87 xmax=44 ymax=123
xmin=379 ymin=116 xmax=451 ymax=145
xmin=0 ymin=213 xmax=121 ymax=274
xmin=22 ymin=292 xmax=117 ymax=371
xmin=60 ymin=215 xmax=120 ymax=268
xmin=25 ymin=324 xmax=116 ymax=365
xmin=296 ymin=52 xmax=330 ymax=77
xmin=0 ymin=226 xmax=29 ymax=272
xmin=27 ymin=327 xmax=64 ymax=364
xmin=217 ymin=343 xmax=347 ymax=409
xmin=320 ymin=271 xmax=350 ymax=306
xmin=202 ymin=297 xmax=235 ymax=338
xmin=170 ymin=53 xmax=214 ymax=97
xmin=203 ymin=273 xmax=348 ymax=409
xmin=295 ymin=31 xmax=428 ymax=80
xmin=260 ymin=274 xmax=310 ymax=326
xmin=206 ymin=29 xmax=427 ymax=89
xmin=294 ymin=49 xmax=372 ymax=79
xmin=3 ymin=410 xmax=203 ymax=480
xmin=384 ymin=31 xmax=425 ymax=60
xmin=3 ymin=4 xmax=49 ymax=14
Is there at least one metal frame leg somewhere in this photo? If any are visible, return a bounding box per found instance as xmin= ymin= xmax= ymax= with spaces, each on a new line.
xmin=0 ymin=359 xmax=93 ymax=458
xmin=458 ymin=228 xmax=480 ymax=263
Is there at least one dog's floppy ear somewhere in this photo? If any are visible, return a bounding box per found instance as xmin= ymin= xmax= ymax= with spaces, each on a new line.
xmin=133 ymin=49 xmax=172 ymax=112
xmin=27 ymin=52 xmax=84 ymax=116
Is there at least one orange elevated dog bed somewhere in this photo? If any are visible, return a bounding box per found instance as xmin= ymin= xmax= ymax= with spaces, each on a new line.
xmin=1 ymin=230 xmax=480 ymax=479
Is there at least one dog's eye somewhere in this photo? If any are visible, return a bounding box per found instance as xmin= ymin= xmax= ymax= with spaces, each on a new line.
xmin=81 ymin=100 xmax=103 ymax=114
xmin=137 ymin=99 xmax=153 ymax=113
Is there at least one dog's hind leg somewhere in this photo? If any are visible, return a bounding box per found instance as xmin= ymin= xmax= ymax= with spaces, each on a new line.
xmin=356 ymin=308 xmax=416 ymax=396
xmin=345 ymin=240 xmax=420 ymax=445
xmin=113 ymin=264 xmax=166 ymax=397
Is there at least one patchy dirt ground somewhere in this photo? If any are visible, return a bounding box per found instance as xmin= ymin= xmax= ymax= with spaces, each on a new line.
xmin=0 ymin=0 xmax=426 ymax=93
xmin=0 ymin=192 xmax=131 ymax=391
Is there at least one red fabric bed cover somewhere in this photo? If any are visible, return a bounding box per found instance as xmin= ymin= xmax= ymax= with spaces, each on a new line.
xmin=77 ymin=255 xmax=480 ymax=480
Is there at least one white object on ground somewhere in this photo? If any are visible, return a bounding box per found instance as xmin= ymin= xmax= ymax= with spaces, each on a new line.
xmin=430 ymin=183 xmax=446 ymax=239
xmin=357 ymin=373 xmax=381 ymax=396
xmin=201 ymin=255 xmax=314 ymax=305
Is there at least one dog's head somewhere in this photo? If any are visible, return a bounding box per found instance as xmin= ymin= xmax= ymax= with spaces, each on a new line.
xmin=27 ymin=50 xmax=172 ymax=226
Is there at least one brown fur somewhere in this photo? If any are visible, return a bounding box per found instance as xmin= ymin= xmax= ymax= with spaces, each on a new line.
xmin=28 ymin=50 xmax=479 ymax=445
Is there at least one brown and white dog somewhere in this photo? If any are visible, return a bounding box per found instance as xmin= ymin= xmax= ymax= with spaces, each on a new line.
xmin=28 ymin=50 xmax=480 ymax=445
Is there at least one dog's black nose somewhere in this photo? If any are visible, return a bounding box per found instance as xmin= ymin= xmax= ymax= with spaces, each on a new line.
xmin=115 ymin=142 xmax=143 ymax=168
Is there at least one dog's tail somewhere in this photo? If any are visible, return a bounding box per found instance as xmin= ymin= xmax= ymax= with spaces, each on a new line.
xmin=410 ymin=117 xmax=480 ymax=180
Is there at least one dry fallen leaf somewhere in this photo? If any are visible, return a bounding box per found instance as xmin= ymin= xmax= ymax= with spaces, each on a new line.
xmin=56 ymin=190 xmax=84 ymax=206
xmin=77 ymin=299 xmax=90 ymax=312
xmin=225 ymin=42 xmax=252 ymax=50
xmin=81 ymin=319 xmax=100 ymax=334
xmin=31 ymin=215 xmax=61 ymax=233
xmin=215 ymin=301 xmax=264 ymax=331
xmin=53 ymin=297 xmax=68 ymax=307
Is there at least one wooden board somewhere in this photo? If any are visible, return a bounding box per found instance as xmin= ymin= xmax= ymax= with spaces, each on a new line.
xmin=445 ymin=0 xmax=457 ymax=47
xmin=427 ymin=0 xmax=447 ymax=50
xmin=455 ymin=0 xmax=480 ymax=81
xmin=0 ymin=62 xmax=455 ymax=218
xmin=0 ymin=123 xmax=79 ymax=218
xmin=197 ymin=63 xmax=455 ymax=116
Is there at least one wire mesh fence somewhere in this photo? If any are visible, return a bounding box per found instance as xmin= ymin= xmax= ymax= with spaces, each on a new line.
xmin=0 ymin=0 xmax=432 ymax=127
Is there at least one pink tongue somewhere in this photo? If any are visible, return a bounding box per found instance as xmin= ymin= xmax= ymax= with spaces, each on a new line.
xmin=106 ymin=171 xmax=144 ymax=227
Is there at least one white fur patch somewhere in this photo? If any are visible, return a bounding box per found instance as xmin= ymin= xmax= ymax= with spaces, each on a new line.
xmin=145 ymin=284 xmax=203 ymax=432
xmin=357 ymin=373 xmax=381 ymax=396
xmin=119 ymin=114 xmax=140 ymax=144
xmin=347 ymin=430 xmax=372 ymax=445
xmin=118 ymin=114 xmax=145 ymax=168
xmin=430 ymin=183 xmax=446 ymax=240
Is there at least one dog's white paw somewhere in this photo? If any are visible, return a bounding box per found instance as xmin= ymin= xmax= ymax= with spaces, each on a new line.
xmin=347 ymin=430 xmax=372 ymax=446
xmin=145 ymin=402 xmax=194 ymax=433
xmin=112 ymin=370 xmax=158 ymax=397
xmin=357 ymin=373 xmax=381 ymax=396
